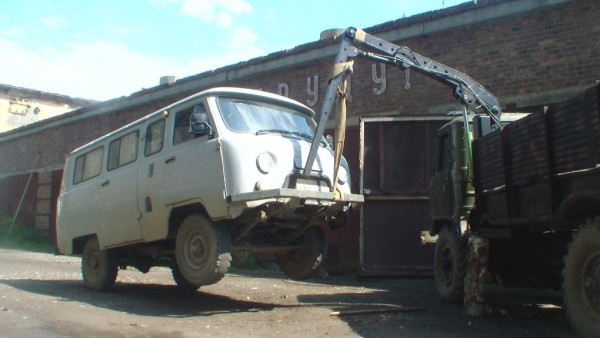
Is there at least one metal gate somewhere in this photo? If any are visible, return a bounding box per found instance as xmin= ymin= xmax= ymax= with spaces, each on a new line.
xmin=359 ymin=116 xmax=452 ymax=276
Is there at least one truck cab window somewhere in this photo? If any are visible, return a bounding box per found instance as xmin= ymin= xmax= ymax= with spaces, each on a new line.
xmin=145 ymin=119 xmax=165 ymax=156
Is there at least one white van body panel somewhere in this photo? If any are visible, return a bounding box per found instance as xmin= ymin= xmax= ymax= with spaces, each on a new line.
xmin=56 ymin=87 xmax=363 ymax=255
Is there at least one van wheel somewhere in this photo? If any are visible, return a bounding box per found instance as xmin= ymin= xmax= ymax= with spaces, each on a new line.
xmin=434 ymin=226 xmax=467 ymax=303
xmin=171 ymin=260 xmax=201 ymax=292
xmin=81 ymin=237 xmax=118 ymax=292
xmin=563 ymin=217 xmax=600 ymax=337
xmin=275 ymin=227 xmax=326 ymax=280
xmin=175 ymin=214 xmax=232 ymax=286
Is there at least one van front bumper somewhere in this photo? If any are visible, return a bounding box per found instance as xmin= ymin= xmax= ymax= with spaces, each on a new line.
xmin=228 ymin=188 xmax=364 ymax=204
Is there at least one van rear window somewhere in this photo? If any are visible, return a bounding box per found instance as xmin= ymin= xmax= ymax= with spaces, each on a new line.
xmin=108 ymin=131 xmax=139 ymax=170
xmin=73 ymin=146 xmax=104 ymax=184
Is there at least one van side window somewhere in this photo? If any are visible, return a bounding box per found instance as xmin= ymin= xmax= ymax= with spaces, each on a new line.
xmin=173 ymin=105 xmax=201 ymax=145
xmin=145 ymin=119 xmax=165 ymax=156
xmin=73 ymin=146 xmax=104 ymax=184
xmin=108 ymin=131 xmax=139 ymax=171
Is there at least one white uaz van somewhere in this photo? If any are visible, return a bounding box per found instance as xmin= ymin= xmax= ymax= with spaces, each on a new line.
xmin=56 ymin=87 xmax=362 ymax=291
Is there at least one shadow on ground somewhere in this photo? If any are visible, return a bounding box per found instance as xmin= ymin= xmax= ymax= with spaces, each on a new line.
xmin=296 ymin=278 xmax=574 ymax=338
xmin=0 ymin=278 xmax=283 ymax=318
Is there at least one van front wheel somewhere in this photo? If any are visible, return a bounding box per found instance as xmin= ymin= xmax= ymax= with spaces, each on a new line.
xmin=81 ymin=237 xmax=118 ymax=292
xmin=175 ymin=214 xmax=232 ymax=286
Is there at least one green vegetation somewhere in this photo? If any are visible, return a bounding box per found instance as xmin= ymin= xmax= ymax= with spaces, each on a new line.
xmin=231 ymin=253 xmax=272 ymax=271
xmin=0 ymin=215 xmax=54 ymax=253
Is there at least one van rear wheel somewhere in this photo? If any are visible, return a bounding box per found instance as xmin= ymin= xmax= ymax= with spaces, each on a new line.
xmin=175 ymin=214 xmax=232 ymax=286
xmin=275 ymin=227 xmax=326 ymax=280
xmin=81 ymin=237 xmax=118 ymax=292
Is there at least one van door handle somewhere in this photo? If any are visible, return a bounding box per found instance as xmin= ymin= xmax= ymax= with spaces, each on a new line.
xmin=165 ymin=156 xmax=176 ymax=164
xmin=101 ymin=180 xmax=110 ymax=187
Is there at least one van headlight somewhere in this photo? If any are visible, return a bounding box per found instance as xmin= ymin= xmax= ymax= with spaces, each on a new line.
xmin=256 ymin=152 xmax=273 ymax=174
xmin=337 ymin=166 xmax=349 ymax=184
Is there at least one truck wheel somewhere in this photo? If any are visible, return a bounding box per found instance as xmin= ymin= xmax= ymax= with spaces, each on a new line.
xmin=275 ymin=227 xmax=326 ymax=280
xmin=434 ymin=226 xmax=467 ymax=303
xmin=175 ymin=214 xmax=232 ymax=286
xmin=81 ymin=237 xmax=118 ymax=292
xmin=563 ymin=217 xmax=600 ymax=337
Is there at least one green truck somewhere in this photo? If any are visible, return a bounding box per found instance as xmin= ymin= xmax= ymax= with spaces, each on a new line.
xmin=327 ymin=27 xmax=599 ymax=337
xmin=430 ymin=84 xmax=600 ymax=337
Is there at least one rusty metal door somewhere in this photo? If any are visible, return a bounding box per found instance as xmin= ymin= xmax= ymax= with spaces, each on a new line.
xmin=359 ymin=116 xmax=452 ymax=276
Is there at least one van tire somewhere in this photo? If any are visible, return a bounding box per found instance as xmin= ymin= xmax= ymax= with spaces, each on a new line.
xmin=175 ymin=214 xmax=232 ymax=286
xmin=563 ymin=217 xmax=600 ymax=338
xmin=81 ymin=237 xmax=118 ymax=292
xmin=171 ymin=260 xmax=201 ymax=292
xmin=275 ymin=227 xmax=326 ymax=280
xmin=434 ymin=226 xmax=467 ymax=303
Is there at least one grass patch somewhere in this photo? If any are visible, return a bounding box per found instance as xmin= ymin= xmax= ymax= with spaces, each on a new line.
xmin=231 ymin=254 xmax=275 ymax=271
xmin=0 ymin=216 xmax=54 ymax=253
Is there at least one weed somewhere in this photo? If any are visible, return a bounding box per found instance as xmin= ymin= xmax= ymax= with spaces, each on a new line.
xmin=0 ymin=215 xmax=54 ymax=253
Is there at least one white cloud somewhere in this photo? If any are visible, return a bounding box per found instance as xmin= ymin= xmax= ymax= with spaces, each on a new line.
xmin=41 ymin=16 xmax=68 ymax=30
xmin=227 ymin=25 xmax=258 ymax=50
xmin=0 ymin=33 xmax=267 ymax=101
xmin=2 ymin=28 xmax=26 ymax=38
xmin=0 ymin=37 xmax=184 ymax=100
xmin=180 ymin=0 xmax=252 ymax=27
xmin=148 ymin=0 xmax=178 ymax=6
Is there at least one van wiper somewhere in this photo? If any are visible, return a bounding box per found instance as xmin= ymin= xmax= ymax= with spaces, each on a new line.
xmin=256 ymin=129 xmax=293 ymax=136
xmin=289 ymin=131 xmax=314 ymax=141
xmin=256 ymin=129 xmax=327 ymax=146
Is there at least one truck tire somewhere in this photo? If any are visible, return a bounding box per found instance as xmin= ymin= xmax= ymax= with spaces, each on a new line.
xmin=275 ymin=227 xmax=326 ymax=280
xmin=434 ymin=226 xmax=468 ymax=303
xmin=175 ymin=214 xmax=232 ymax=287
xmin=563 ymin=217 xmax=600 ymax=338
xmin=81 ymin=237 xmax=118 ymax=292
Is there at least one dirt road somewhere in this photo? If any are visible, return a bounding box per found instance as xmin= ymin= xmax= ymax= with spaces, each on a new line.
xmin=0 ymin=248 xmax=574 ymax=337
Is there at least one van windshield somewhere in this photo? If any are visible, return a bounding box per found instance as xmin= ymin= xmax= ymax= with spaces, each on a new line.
xmin=216 ymin=97 xmax=316 ymax=139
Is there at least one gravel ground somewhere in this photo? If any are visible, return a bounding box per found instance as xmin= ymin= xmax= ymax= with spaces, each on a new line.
xmin=0 ymin=248 xmax=575 ymax=337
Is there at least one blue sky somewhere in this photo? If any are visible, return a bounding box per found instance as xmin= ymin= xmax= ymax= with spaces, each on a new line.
xmin=0 ymin=0 xmax=467 ymax=101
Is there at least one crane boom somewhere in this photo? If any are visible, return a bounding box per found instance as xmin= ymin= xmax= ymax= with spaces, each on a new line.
xmin=304 ymin=27 xmax=502 ymax=183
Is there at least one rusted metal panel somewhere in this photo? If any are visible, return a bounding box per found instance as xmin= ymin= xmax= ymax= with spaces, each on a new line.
xmin=359 ymin=116 xmax=452 ymax=276
xmin=49 ymin=170 xmax=63 ymax=244
xmin=473 ymin=130 xmax=508 ymax=219
xmin=505 ymin=112 xmax=552 ymax=218
xmin=473 ymin=130 xmax=505 ymax=192
xmin=547 ymin=84 xmax=600 ymax=174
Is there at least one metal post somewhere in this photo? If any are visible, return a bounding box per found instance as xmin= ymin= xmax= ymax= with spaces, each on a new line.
xmin=3 ymin=154 xmax=40 ymax=245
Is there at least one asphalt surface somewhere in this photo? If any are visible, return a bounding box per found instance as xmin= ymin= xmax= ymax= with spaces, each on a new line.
xmin=0 ymin=248 xmax=576 ymax=337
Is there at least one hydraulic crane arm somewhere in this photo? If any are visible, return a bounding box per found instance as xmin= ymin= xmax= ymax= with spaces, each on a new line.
xmin=304 ymin=27 xmax=502 ymax=183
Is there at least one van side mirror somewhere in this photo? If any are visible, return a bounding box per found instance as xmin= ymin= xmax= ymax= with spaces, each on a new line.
xmin=189 ymin=111 xmax=213 ymax=138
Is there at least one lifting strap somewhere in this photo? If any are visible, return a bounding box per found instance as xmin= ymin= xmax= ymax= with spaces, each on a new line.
xmin=330 ymin=60 xmax=353 ymax=201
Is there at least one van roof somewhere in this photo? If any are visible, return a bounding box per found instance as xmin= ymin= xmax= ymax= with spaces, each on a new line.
xmin=67 ymin=87 xmax=316 ymax=157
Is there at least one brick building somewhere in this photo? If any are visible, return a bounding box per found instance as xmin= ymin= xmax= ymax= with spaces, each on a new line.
xmin=0 ymin=0 xmax=598 ymax=274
